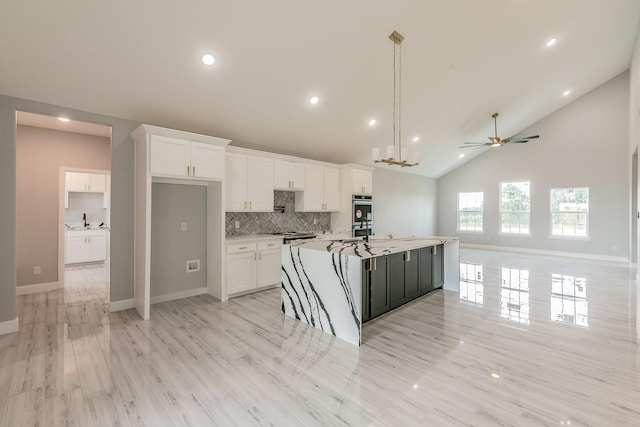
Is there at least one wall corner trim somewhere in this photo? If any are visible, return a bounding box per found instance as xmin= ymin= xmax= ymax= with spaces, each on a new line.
xmin=16 ymin=282 xmax=61 ymax=295
xmin=110 ymin=298 xmax=134 ymax=312
xmin=0 ymin=317 xmax=19 ymax=335
xmin=460 ymin=243 xmax=629 ymax=263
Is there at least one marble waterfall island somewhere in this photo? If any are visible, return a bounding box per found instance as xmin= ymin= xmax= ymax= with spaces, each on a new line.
xmin=281 ymin=237 xmax=459 ymax=346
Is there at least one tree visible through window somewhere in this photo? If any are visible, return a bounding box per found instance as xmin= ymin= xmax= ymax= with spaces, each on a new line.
xmin=550 ymin=187 xmax=589 ymax=237
xmin=500 ymin=181 xmax=530 ymax=234
xmin=458 ymin=192 xmax=483 ymax=232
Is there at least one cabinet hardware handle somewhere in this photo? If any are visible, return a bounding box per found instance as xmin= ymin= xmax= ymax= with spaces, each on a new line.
xmin=373 ymin=258 xmax=377 ymax=271
xmin=249 ymin=201 xmax=252 ymax=210
xmin=432 ymin=246 xmax=437 ymax=255
xmin=258 ymin=252 xmax=262 ymax=260
xmin=239 ymin=246 xmax=248 ymax=250
xmin=192 ymin=166 xmax=195 ymax=176
xmin=244 ymin=201 xmax=247 ymax=209
xmin=187 ymin=165 xmax=190 ymax=176
xmin=405 ymin=251 xmax=411 ymax=262
xmin=267 ymin=244 xmax=274 ymax=246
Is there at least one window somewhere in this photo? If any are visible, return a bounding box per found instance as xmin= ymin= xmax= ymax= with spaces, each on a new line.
xmin=550 ymin=187 xmax=589 ymax=237
xmin=457 ymin=192 xmax=483 ymax=232
xmin=500 ymin=181 xmax=530 ymax=235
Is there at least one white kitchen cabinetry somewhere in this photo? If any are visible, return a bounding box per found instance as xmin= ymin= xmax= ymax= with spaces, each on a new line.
xmin=132 ymin=124 xmax=230 ymax=320
xmin=66 ymin=172 xmax=106 ymax=193
xmin=226 ymin=152 xmax=274 ymax=212
xmin=65 ymin=229 xmax=107 ymax=264
xmin=352 ymin=168 xmax=373 ymax=195
xmin=274 ymin=160 xmax=305 ymax=190
xmin=295 ymin=165 xmax=340 ymax=212
xmin=226 ymin=239 xmax=282 ymax=296
xmin=150 ymin=135 xmax=224 ymax=180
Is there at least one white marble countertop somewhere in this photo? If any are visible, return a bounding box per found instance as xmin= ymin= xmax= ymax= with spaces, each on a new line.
xmin=287 ymin=236 xmax=458 ymax=259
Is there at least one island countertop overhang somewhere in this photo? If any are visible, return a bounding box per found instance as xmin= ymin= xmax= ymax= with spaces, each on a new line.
xmin=284 ymin=236 xmax=458 ymax=259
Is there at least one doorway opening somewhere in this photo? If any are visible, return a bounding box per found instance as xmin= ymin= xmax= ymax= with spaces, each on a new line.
xmin=16 ymin=111 xmax=112 ymax=311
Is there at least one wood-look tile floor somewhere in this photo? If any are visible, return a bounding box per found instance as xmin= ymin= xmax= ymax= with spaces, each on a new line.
xmin=1 ymin=249 xmax=640 ymax=426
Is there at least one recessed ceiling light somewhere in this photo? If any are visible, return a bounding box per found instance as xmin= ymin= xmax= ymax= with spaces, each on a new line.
xmin=58 ymin=117 xmax=70 ymax=122
xmin=412 ymin=136 xmax=419 ymax=143
xmin=546 ymin=38 xmax=557 ymax=47
xmin=491 ymin=373 xmax=500 ymax=379
xmin=202 ymin=54 xmax=215 ymax=66
xmin=562 ymin=90 xmax=571 ymax=97
xmin=368 ymin=119 xmax=376 ymax=126
xmin=309 ymin=96 xmax=319 ymax=104
xmin=459 ymin=154 xmax=465 ymax=158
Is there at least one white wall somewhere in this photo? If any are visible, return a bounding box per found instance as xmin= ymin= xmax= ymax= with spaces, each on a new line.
xmin=373 ymin=168 xmax=437 ymax=237
xmin=437 ymin=72 xmax=630 ymax=260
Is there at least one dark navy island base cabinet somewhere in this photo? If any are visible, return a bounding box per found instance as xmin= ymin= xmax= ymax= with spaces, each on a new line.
xmin=362 ymin=244 xmax=444 ymax=323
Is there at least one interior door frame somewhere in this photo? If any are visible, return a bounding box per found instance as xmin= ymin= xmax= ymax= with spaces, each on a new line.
xmin=58 ymin=166 xmax=111 ymax=295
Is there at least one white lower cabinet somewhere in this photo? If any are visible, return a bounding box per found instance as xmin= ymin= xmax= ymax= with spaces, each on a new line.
xmin=226 ymin=239 xmax=282 ymax=296
xmin=65 ymin=229 xmax=107 ymax=264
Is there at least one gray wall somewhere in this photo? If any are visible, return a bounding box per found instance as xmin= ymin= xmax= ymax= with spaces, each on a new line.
xmin=151 ymin=183 xmax=207 ymax=297
xmin=373 ymin=168 xmax=438 ymax=237
xmin=226 ymin=191 xmax=331 ymax=236
xmin=437 ymin=72 xmax=630 ymax=259
xmin=16 ymin=125 xmax=110 ymax=286
xmin=0 ymin=94 xmax=138 ymax=324
xmin=629 ymin=23 xmax=640 ymax=266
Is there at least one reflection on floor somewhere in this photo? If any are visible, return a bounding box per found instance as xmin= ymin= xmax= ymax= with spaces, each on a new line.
xmin=1 ymin=249 xmax=639 ymax=425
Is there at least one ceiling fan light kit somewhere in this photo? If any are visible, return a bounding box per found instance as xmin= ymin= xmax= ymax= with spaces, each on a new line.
xmin=372 ymin=30 xmax=421 ymax=168
xmin=461 ymin=112 xmax=540 ymax=149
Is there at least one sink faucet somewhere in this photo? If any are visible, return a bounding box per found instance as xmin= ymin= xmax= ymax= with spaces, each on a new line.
xmin=360 ymin=216 xmax=370 ymax=242
xmin=83 ymin=213 xmax=88 ymax=228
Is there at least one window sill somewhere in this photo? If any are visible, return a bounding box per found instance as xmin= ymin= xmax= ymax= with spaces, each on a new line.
xmin=548 ymin=234 xmax=590 ymax=241
xmin=457 ymin=230 xmax=484 ymax=235
xmin=497 ymin=232 xmax=531 ymax=237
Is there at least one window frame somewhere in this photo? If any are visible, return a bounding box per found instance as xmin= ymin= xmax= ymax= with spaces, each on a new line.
xmin=457 ymin=191 xmax=484 ymax=234
xmin=549 ymin=187 xmax=590 ymax=239
xmin=498 ymin=180 xmax=531 ymax=236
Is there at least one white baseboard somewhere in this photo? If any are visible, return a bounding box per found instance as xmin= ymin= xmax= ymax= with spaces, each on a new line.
xmin=0 ymin=317 xmax=19 ymax=335
xmin=16 ymin=281 xmax=61 ymax=295
xmin=110 ymin=298 xmax=134 ymax=312
xmin=151 ymin=287 xmax=208 ymax=305
xmin=461 ymin=243 xmax=629 ymax=263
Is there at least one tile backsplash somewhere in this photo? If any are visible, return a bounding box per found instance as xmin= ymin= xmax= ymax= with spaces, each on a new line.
xmin=225 ymin=191 xmax=331 ymax=236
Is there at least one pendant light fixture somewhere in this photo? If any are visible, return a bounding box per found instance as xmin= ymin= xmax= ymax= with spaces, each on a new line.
xmin=372 ymin=30 xmax=421 ymax=167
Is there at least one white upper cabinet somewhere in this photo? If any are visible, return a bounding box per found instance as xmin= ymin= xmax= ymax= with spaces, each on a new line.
xmin=66 ymin=172 xmax=106 ymax=193
xmin=226 ymin=153 xmax=274 ymax=212
xmin=150 ymin=135 xmax=224 ymax=180
xmin=352 ymin=168 xmax=373 ymax=195
xmin=274 ymin=160 xmax=305 ymax=190
xmin=295 ymin=165 xmax=340 ymax=212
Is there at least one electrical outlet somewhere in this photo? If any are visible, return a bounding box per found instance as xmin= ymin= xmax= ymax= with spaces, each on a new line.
xmin=186 ymin=259 xmax=200 ymax=273
xmin=234 ymin=221 xmax=240 ymax=229
xmin=33 ymin=266 xmax=41 ymax=275
xmin=180 ymin=222 xmax=187 ymax=231
xmin=313 ymin=218 xmax=317 ymax=225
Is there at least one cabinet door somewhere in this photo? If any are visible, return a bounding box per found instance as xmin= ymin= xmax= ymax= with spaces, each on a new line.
xmin=289 ymin=162 xmax=306 ymax=190
xmin=88 ymin=234 xmax=107 ymax=262
xmin=323 ymin=167 xmax=341 ymax=211
xmin=418 ymin=247 xmax=434 ymax=295
xmin=66 ymin=172 xmax=90 ymax=192
xmin=352 ymin=169 xmax=373 ymax=195
xmin=247 ymin=156 xmax=274 ymax=211
xmin=369 ymin=256 xmax=389 ymax=318
xmin=66 ymin=235 xmax=89 ymax=264
xmin=227 ymin=252 xmax=256 ymax=294
xmin=191 ymin=142 xmax=224 ymax=180
xmin=88 ymin=173 xmax=106 ymax=192
xmin=150 ymin=136 xmax=190 ymax=177
xmin=404 ymin=250 xmax=420 ymax=301
xmin=388 ymin=252 xmax=406 ymax=309
xmin=225 ymin=153 xmax=248 ymax=211
xmin=433 ymin=244 xmax=444 ymax=288
xmin=256 ymin=248 xmax=281 ymax=288
xmin=298 ymin=164 xmax=324 ymax=211
xmin=274 ymin=160 xmax=291 ymax=190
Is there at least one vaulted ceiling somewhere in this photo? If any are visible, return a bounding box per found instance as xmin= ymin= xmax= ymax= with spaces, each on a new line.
xmin=2 ymin=1 xmax=639 ymax=177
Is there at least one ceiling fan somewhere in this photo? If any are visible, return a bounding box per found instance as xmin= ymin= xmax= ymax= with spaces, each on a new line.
xmin=460 ymin=113 xmax=539 ymax=149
